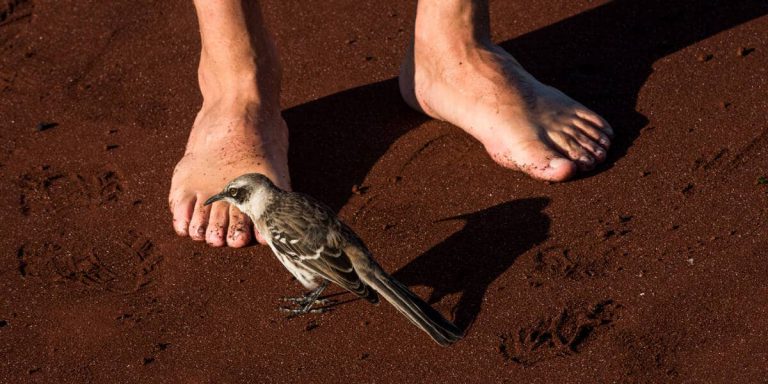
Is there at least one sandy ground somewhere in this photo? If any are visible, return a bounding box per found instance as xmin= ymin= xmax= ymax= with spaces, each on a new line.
xmin=1 ymin=0 xmax=767 ymax=383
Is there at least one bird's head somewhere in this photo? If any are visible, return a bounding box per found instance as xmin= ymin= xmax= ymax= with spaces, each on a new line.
xmin=204 ymin=173 xmax=278 ymax=219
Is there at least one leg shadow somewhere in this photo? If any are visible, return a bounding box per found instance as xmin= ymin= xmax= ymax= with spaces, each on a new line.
xmin=283 ymin=79 xmax=428 ymax=210
xmin=393 ymin=198 xmax=551 ymax=331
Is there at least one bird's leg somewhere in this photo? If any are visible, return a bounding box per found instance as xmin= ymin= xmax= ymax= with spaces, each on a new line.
xmin=279 ymin=281 xmax=334 ymax=316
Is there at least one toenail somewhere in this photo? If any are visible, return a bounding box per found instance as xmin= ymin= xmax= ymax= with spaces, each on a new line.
xmin=580 ymin=156 xmax=593 ymax=164
xmin=548 ymin=158 xmax=571 ymax=170
xmin=595 ymin=148 xmax=605 ymax=157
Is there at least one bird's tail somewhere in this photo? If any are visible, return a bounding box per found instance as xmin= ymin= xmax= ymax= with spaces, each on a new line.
xmin=363 ymin=266 xmax=463 ymax=346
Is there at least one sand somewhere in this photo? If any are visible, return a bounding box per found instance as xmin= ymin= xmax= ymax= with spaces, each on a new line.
xmin=1 ymin=0 xmax=767 ymax=382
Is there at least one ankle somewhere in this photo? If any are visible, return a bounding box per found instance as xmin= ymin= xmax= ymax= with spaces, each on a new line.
xmin=414 ymin=0 xmax=492 ymax=52
xmin=197 ymin=44 xmax=281 ymax=108
xmin=187 ymin=101 xmax=286 ymax=154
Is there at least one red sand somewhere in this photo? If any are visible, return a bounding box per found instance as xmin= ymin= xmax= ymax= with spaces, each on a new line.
xmin=1 ymin=1 xmax=767 ymax=383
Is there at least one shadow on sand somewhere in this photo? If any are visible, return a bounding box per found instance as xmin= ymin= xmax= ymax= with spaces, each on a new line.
xmin=285 ymin=0 xmax=767 ymax=208
xmin=393 ymin=197 xmax=551 ymax=330
xmin=284 ymin=0 xmax=767 ymax=328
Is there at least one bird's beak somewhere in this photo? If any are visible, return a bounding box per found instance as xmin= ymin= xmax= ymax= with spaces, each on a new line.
xmin=204 ymin=192 xmax=226 ymax=206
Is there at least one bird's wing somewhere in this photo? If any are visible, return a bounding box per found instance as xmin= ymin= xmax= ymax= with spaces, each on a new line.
xmin=266 ymin=195 xmax=377 ymax=301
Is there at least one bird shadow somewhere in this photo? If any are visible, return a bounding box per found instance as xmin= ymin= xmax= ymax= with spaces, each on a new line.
xmin=283 ymin=0 xmax=767 ymax=207
xmin=392 ymin=197 xmax=550 ymax=331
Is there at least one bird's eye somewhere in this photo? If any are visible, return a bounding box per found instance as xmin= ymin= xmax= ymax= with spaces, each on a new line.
xmin=228 ymin=188 xmax=238 ymax=197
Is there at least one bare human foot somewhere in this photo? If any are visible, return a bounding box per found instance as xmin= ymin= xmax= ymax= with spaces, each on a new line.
xmin=400 ymin=0 xmax=613 ymax=181
xmin=170 ymin=0 xmax=289 ymax=247
xmin=169 ymin=99 xmax=289 ymax=247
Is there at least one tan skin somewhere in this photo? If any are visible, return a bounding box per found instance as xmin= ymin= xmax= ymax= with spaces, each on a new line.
xmin=170 ymin=0 xmax=613 ymax=247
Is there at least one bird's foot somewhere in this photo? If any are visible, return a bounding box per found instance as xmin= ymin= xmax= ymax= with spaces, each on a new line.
xmin=278 ymin=304 xmax=333 ymax=317
xmin=278 ymin=283 xmax=334 ymax=317
xmin=278 ymin=297 xmax=335 ymax=317
xmin=280 ymin=296 xmax=335 ymax=306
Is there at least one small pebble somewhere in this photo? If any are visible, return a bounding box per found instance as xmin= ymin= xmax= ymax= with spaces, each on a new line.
xmin=737 ymin=47 xmax=755 ymax=57
xmin=619 ymin=214 xmax=633 ymax=223
xmin=143 ymin=357 xmax=155 ymax=365
xmin=596 ymin=228 xmax=615 ymax=240
xmin=687 ymin=258 xmax=694 ymax=265
xmin=305 ymin=320 xmax=319 ymax=332
xmin=35 ymin=122 xmax=58 ymax=132
xmin=105 ymin=144 xmax=119 ymax=151
xmin=0 ymin=319 xmax=7 ymax=327
xmin=719 ymin=101 xmax=731 ymax=109
xmin=696 ymin=53 xmax=713 ymax=62
xmin=351 ymin=184 xmax=368 ymax=195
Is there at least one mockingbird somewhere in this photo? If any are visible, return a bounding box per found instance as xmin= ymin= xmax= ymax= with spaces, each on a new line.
xmin=205 ymin=173 xmax=462 ymax=346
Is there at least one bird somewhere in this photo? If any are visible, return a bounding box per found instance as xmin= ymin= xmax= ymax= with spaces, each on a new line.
xmin=204 ymin=173 xmax=463 ymax=346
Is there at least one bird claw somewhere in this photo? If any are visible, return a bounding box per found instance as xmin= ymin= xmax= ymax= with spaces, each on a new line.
xmin=278 ymin=282 xmax=332 ymax=317
xmin=280 ymin=296 xmax=335 ymax=306
xmin=278 ymin=296 xmax=335 ymax=317
xmin=279 ymin=306 xmax=333 ymax=317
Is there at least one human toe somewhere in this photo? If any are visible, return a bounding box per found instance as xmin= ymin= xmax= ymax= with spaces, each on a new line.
xmin=254 ymin=229 xmax=267 ymax=245
xmin=189 ymin=196 xmax=211 ymax=241
xmin=575 ymin=109 xmax=613 ymax=138
xmin=548 ymin=131 xmax=596 ymax=170
xmin=170 ymin=193 xmax=195 ymax=236
xmin=569 ymin=128 xmax=607 ymax=162
xmin=573 ymin=117 xmax=612 ymax=149
xmin=226 ymin=206 xmax=252 ymax=248
xmin=206 ymin=202 xmax=229 ymax=247
xmin=497 ymin=140 xmax=578 ymax=181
